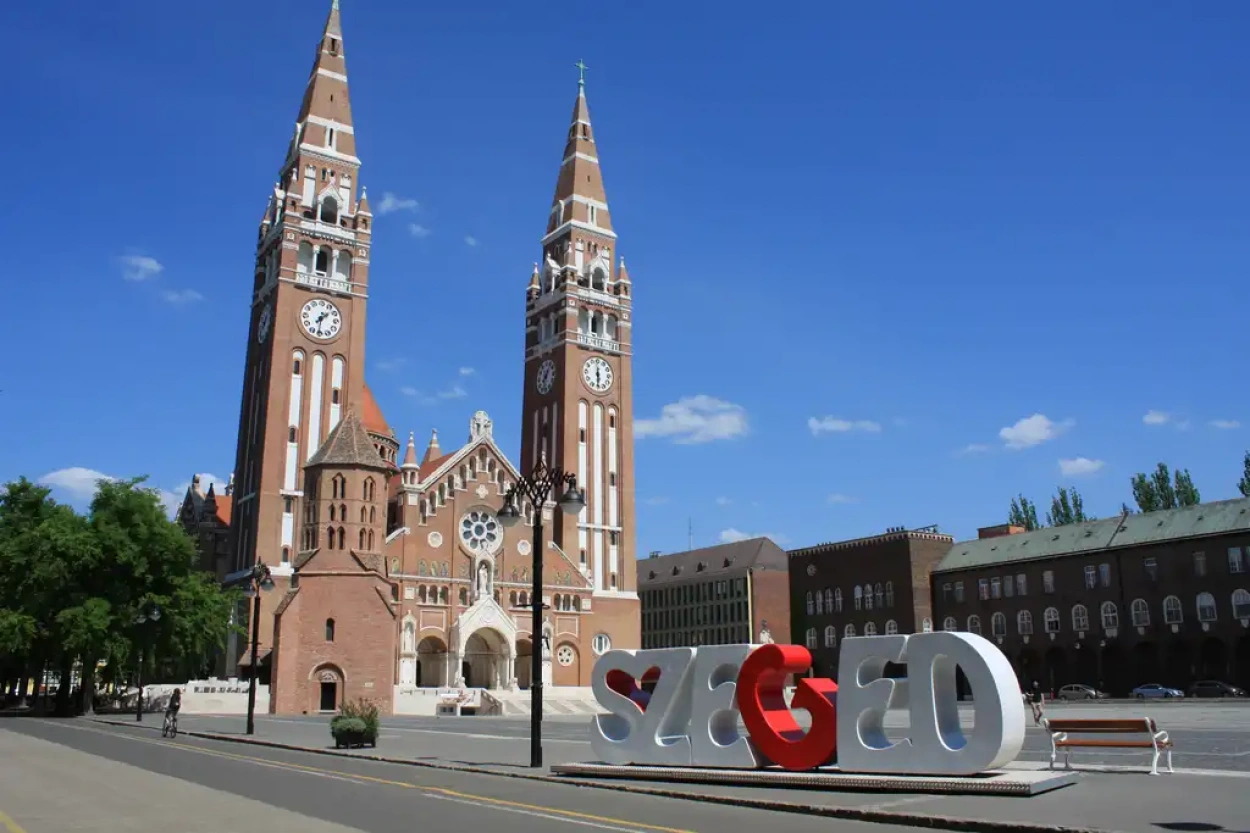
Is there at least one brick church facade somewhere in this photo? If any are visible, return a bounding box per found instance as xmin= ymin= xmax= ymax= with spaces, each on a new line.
xmin=179 ymin=1 xmax=640 ymax=714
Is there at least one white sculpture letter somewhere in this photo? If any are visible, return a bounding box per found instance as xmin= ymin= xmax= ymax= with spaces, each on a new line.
xmin=688 ymin=645 xmax=759 ymax=769
xmin=835 ymin=635 xmax=913 ymax=773
xmin=590 ymin=648 xmax=695 ymax=766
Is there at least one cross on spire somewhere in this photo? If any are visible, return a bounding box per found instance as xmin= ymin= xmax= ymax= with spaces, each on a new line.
xmin=575 ymin=59 xmax=589 ymax=90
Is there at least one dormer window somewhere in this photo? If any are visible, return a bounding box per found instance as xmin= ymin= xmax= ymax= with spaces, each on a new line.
xmin=329 ymin=37 xmax=339 ymax=55
xmin=320 ymin=196 xmax=339 ymax=225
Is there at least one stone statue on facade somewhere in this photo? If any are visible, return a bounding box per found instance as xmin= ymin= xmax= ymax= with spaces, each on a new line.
xmin=477 ymin=562 xmax=491 ymax=599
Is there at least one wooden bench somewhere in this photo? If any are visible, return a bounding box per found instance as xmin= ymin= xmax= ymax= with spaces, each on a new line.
xmin=1043 ymin=717 xmax=1174 ymax=776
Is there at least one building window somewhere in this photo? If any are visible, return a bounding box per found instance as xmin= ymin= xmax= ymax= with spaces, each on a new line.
xmin=806 ymin=591 xmax=814 ymax=615
xmin=823 ymin=588 xmax=833 ymax=612
xmin=967 ymin=615 xmax=981 ymax=634
xmin=824 ymin=625 xmax=836 ymax=648
xmin=1017 ymin=610 xmax=1033 ymax=636
xmin=805 ymin=628 xmax=817 ymax=649
xmin=874 ymin=583 xmax=884 ymax=608
xmin=1084 ymin=566 xmax=1097 ymax=589
xmin=953 ymin=581 xmax=964 ymax=603
xmin=943 ymin=616 xmax=957 ymax=631
xmin=1163 ymin=595 xmax=1183 ymax=624
xmin=1016 ymin=574 xmax=1027 ymax=596
xmin=1144 ymin=557 xmax=1158 ymax=581
xmin=609 ymin=531 xmax=618 ymax=546
xmin=885 ymin=619 xmax=898 ymax=635
xmin=884 ymin=581 xmax=894 ymax=607
xmin=991 ymin=613 xmax=1006 ymax=637
xmin=990 ymin=577 xmax=1002 ymax=599
xmin=1193 ymin=552 xmax=1207 ymax=577
xmin=1099 ymin=563 xmax=1111 ymax=588
xmin=978 ymin=579 xmax=989 ymax=600
xmin=1233 ymin=589 xmax=1250 ymax=619
xmin=864 ymin=584 xmax=874 ymax=611
xmin=1196 ymin=592 xmax=1218 ymax=622
xmin=1100 ymin=601 xmax=1119 ymax=630
xmin=592 ymin=633 xmax=611 ymax=655
xmin=1229 ymin=548 xmax=1245 ymax=574
xmin=864 ymin=622 xmax=878 ymax=636
xmin=921 ymin=617 xmax=933 ymax=633
xmin=815 ymin=590 xmax=824 ymax=615
xmin=284 ymin=497 xmax=293 ymax=513
xmin=853 ymin=586 xmax=862 ymax=610
xmin=1003 ymin=575 xmax=1014 ymax=598
xmin=1131 ymin=598 xmax=1150 ymax=627
xmin=325 ymin=618 xmax=335 ymax=641
xmin=1072 ymin=604 xmax=1090 ymax=632
xmin=844 ymin=624 xmax=856 ymax=638
xmin=281 ymin=546 xmax=290 ymax=564
xmin=833 ymin=588 xmax=842 ymax=612
xmin=609 ymin=472 xmax=617 ymax=487
xmin=1043 ymin=570 xmax=1055 ymax=593
xmin=1044 ymin=607 xmax=1060 ymax=633
xmin=942 ymin=583 xmax=952 ymax=602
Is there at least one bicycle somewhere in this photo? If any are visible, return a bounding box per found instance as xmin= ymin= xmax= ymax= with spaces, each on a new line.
xmin=162 ymin=710 xmax=178 ymax=738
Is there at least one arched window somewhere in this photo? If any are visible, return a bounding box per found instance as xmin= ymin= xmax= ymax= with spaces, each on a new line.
xmin=1233 ymin=589 xmax=1250 ymax=619
xmin=329 ymin=504 xmax=336 ymax=521
xmin=325 ymin=619 xmax=336 ymax=641
xmin=833 ymin=588 xmax=842 ymax=611
xmin=943 ymin=616 xmax=958 ymax=631
xmin=439 ymin=587 xmax=448 ymax=604
xmin=967 ymin=615 xmax=982 ymax=634
xmin=864 ymin=584 xmax=874 ymax=611
xmin=1163 ymin=595 xmax=1183 ymax=624
xmin=885 ymin=620 xmax=898 ymax=635
xmin=339 ymin=503 xmax=346 ymax=521
xmin=326 ymin=525 xmax=335 ymax=549
xmin=814 ymin=590 xmax=824 ymax=615
xmin=1044 ymin=607 xmax=1060 ymax=633
xmin=337 ymin=527 xmax=345 ymax=549
xmin=864 ymin=622 xmax=878 ymax=636
xmin=921 ymin=617 xmax=933 ymax=632
xmin=874 ymin=583 xmax=884 ymax=609
xmin=359 ymin=528 xmax=366 ymax=549
xmin=459 ymin=587 xmax=468 ymax=606
xmin=418 ymin=586 xmax=428 ymax=603
xmin=1072 ymin=604 xmax=1090 ymax=631
xmin=297 ymin=241 xmax=314 ymax=274
xmin=334 ymin=250 xmax=352 ymax=282
xmin=368 ymin=530 xmax=374 ymax=549
xmin=823 ymin=588 xmax=833 ymax=611
xmin=844 ymin=624 xmax=856 ymax=638
xmin=991 ymin=613 xmax=1007 ymax=636
xmin=1196 ymin=592 xmax=1217 ymax=622
xmin=510 ymin=591 xmax=518 ymax=607
xmin=884 ymin=581 xmax=895 ymax=607
xmin=805 ymin=628 xmax=817 ymax=649
xmin=364 ymin=478 xmax=375 ymax=501
xmin=320 ymin=195 xmax=339 ymax=225
xmin=360 ymin=506 xmax=367 ymax=523
xmin=315 ymin=247 xmax=330 ymax=274
xmin=1100 ymin=601 xmax=1119 ymax=629
xmin=805 ymin=591 xmax=814 ymax=615
xmin=1017 ymin=610 xmax=1033 ymax=635
xmin=824 ymin=625 xmax=836 ymax=647
xmin=853 ymin=585 xmax=863 ymax=610
xmin=1131 ymin=599 xmax=1150 ymax=627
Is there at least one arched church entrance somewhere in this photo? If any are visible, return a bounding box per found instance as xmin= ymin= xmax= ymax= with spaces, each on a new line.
xmin=416 ymin=636 xmax=448 ymax=688
xmin=462 ymin=628 xmax=510 ymax=689
xmin=516 ymin=638 xmax=533 ymax=690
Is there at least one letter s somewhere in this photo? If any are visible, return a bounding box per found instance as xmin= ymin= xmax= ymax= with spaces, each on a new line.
xmin=735 ymin=644 xmax=837 ymax=771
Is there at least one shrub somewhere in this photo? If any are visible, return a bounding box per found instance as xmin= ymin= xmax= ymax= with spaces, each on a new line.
xmin=335 ymin=698 xmax=380 ymax=744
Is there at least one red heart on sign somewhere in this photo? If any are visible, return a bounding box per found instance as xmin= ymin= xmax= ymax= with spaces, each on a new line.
xmin=606 ymin=667 xmax=660 ymax=712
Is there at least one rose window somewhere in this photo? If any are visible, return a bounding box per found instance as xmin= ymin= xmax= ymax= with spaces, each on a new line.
xmin=460 ymin=509 xmax=501 ymax=553
xmin=557 ymin=645 xmax=575 ymax=667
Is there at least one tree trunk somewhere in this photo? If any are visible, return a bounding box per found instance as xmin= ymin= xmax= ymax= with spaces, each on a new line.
xmin=54 ymin=654 xmax=72 ymax=716
xmin=16 ymin=663 xmax=30 ymax=709
xmin=81 ymin=652 xmax=97 ymax=716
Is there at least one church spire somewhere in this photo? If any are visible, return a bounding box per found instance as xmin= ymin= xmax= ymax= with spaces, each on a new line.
xmin=291 ymin=0 xmax=357 ymax=161
xmin=544 ymin=60 xmax=615 ymax=241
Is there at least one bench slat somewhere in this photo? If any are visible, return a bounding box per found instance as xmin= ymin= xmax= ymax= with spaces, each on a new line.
xmin=1055 ymin=739 xmax=1157 ymax=749
xmin=1046 ymin=719 xmax=1155 ymax=732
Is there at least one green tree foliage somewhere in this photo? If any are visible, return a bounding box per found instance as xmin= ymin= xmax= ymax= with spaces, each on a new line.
xmin=1131 ymin=462 xmax=1201 ymax=513
xmin=1238 ymin=451 xmax=1250 ymax=498
xmin=0 ymin=475 xmax=237 ymax=715
xmin=1046 ymin=487 xmax=1094 ymax=527
xmin=1008 ymin=494 xmax=1041 ymax=531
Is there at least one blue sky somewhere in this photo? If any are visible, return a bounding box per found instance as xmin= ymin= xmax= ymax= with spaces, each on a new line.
xmin=4 ymin=1 xmax=1248 ymax=555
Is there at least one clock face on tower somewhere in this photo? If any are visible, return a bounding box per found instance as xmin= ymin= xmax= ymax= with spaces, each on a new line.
xmin=536 ymin=359 xmax=556 ymax=394
xmin=300 ymin=298 xmax=342 ymax=340
xmin=582 ymin=357 xmax=613 ymax=393
xmin=257 ymin=304 xmax=273 ymax=344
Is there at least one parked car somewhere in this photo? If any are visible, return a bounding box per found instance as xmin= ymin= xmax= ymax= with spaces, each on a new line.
xmin=1131 ymin=683 xmax=1184 ymax=699
xmin=1057 ymin=684 xmax=1109 ymax=700
xmin=1187 ymin=680 xmax=1247 ymax=698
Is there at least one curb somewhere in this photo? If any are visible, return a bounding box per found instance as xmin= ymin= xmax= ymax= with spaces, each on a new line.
xmin=91 ymin=718 xmax=1105 ymax=833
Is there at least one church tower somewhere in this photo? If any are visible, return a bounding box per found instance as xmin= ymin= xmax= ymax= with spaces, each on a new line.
xmin=520 ymin=66 xmax=640 ymax=651
xmin=227 ymin=0 xmax=374 ymax=665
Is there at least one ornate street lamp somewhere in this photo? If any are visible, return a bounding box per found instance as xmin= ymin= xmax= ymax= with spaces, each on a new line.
xmin=498 ymin=457 xmax=585 ymax=768
xmin=224 ymin=562 xmax=275 ymax=735
xmin=133 ymin=602 xmax=161 ymax=722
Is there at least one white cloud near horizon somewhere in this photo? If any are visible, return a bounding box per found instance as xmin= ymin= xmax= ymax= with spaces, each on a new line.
xmin=119 ymin=254 xmax=164 ymax=282
xmin=409 ymin=223 xmax=432 ymax=239
xmin=1211 ymin=419 xmax=1241 ymax=430
xmin=161 ymin=288 xmax=204 ymax=305
xmin=999 ymin=414 xmax=1073 ymax=449
xmin=377 ymin=358 xmax=407 ymax=372
xmin=38 ymin=467 xmax=116 ymax=500
xmin=1058 ymin=457 xmax=1105 ymax=477
xmin=808 ymin=417 xmax=882 ymax=436
xmin=1143 ymin=410 xmax=1171 ymax=426
xmin=635 ymin=395 xmax=748 ymax=444
xmin=459 ymin=367 xmax=475 ymax=376
xmin=720 ymin=528 xmax=789 ymax=545
xmin=464 ymin=235 xmax=479 ymax=247
xmin=959 ymin=443 xmax=992 ymax=455
xmin=375 ymin=192 xmax=419 ymax=215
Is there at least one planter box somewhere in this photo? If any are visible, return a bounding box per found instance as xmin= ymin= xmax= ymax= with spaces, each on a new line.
xmin=333 ymin=730 xmax=377 ymax=749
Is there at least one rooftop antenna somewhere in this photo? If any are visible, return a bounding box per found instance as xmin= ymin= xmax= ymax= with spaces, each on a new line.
xmin=688 ymin=517 xmax=694 ymax=552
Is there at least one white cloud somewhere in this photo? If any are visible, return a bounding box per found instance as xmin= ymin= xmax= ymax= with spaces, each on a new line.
xmin=636 ymin=395 xmax=748 ymax=444
xmin=642 ymin=496 xmax=669 ymax=506
xmin=400 ymin=384 xmax=468 ymax=404
xmin=375 ymin=192 xmax=419 ymax=215
xmin=160 ymin=288 xmax=203 ymax=305
xmin=959 ymin=443 xmax=992 ymax=455
xmin=719 ymin=528 xmax=789 ymax=545
xmin=400 ymin=385 xmax=419 ymax=397
xmin=999 ymin=414 xmax=1073 ymax=450
xmin=715 ymin=497 xmax=733 ymax=506
xmin=464 ymin=235 xmax=479 ymax=247
xmin=377 ymin=358 xmax=407 ymax=372
xmin=439 ymin=385 xmax=467 ymax=400
xmin=1058 ymin=457 xmax=1105 ymax=477
xmin=409 ymin=223 xmax=432 ymax=239
xmin=458 ymin=367 xmax=475 ymax=377
xmin=38 ymin=467 xmax=116 ymax=500
xmin=827 ymin=493 xmax=858 ymax=504
xmin=1211 ymin=419 xmax=1241 ymax=430
xmin=808 ymin=417 xmax=882 ymax=436
xmin=1143 ymin=410 xmax=1171 ymax=426
xmin=119 ymin=254 xmax=164 ymax=282
xmin=164 ymin=472 xmax=228 ymax=518
xmin=1175 ymin=419 xmax=1192 ymax=432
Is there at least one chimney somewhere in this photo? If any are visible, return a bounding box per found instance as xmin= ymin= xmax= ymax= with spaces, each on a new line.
xmin=978 ymin=524 xmax=1027 ymax=540
xmin=649 ymin=550 xmax=662 ymax=559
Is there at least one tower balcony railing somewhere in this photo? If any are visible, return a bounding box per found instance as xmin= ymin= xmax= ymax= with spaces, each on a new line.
xmin=576 ymin=332 xmax=622 ymax=353
xmin=299 ymin=218 xmax=357 ymax=244
xmin=294 ymin=270 xmax=353 ymax=295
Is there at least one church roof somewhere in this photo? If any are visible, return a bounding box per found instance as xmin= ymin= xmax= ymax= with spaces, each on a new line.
xmin=307 ymin=409 xmax=391 ymax=470
xmin=362 ymin=383 xmax=393 ymax=437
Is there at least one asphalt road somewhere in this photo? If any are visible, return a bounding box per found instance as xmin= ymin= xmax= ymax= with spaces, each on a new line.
xmin=0 ymin=718 xmax=926 ymax=833
xmin=174 ymin=699 xmax=1250 ymax=773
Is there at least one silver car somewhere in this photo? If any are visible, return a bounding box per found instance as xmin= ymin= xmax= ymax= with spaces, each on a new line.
xmin=1131 ymin=683 xmax=1184 ymax=699
xmin=1057 ymin=684 xmax=1108 ymax=700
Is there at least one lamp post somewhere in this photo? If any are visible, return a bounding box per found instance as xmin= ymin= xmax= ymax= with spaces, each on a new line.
xmin=497 ymin=458 xmax=585 ymax=769
xmin=224 ymin=562 xmax=275 ymax=735
xmin=133 ymin=602 xmax=161 ymax=722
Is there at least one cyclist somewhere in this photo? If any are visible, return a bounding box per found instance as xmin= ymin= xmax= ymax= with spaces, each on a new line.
xmin=163 ymin=688 xmax=182 ymax=736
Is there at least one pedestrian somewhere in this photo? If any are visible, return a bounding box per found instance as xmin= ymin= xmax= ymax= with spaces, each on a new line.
xmin=1028 ymin=680 xmax=1044 ymax=725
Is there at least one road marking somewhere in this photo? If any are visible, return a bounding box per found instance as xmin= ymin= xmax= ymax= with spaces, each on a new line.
xmin=0 ymin=808 xmax=29 ymax=833
xmin=38 ymin=721 xmax=694 ymax=833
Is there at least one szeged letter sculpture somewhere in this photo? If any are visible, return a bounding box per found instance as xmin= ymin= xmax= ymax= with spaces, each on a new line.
xmin=590 ymin=632 xmax=1026 ymax=775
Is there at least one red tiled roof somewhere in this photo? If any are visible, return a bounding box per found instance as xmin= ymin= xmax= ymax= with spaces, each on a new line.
xmin=214 ymin=495 xmax=233 ymax=527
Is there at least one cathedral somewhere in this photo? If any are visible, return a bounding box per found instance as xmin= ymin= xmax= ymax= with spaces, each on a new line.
xmin=178 ymin=0 xmax=640 ymax=715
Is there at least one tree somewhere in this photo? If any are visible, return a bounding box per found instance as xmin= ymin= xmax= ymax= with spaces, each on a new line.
xmin=1047 ymin=487 xmax=1093 ymax=527
xmin=1238 ymin=451 xmax=1250 ymax=498
xmin=1008 ymin=494 xmax=1040 ymax=531
xmin=1131 ymin=463 xmax=1201 ymax=513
